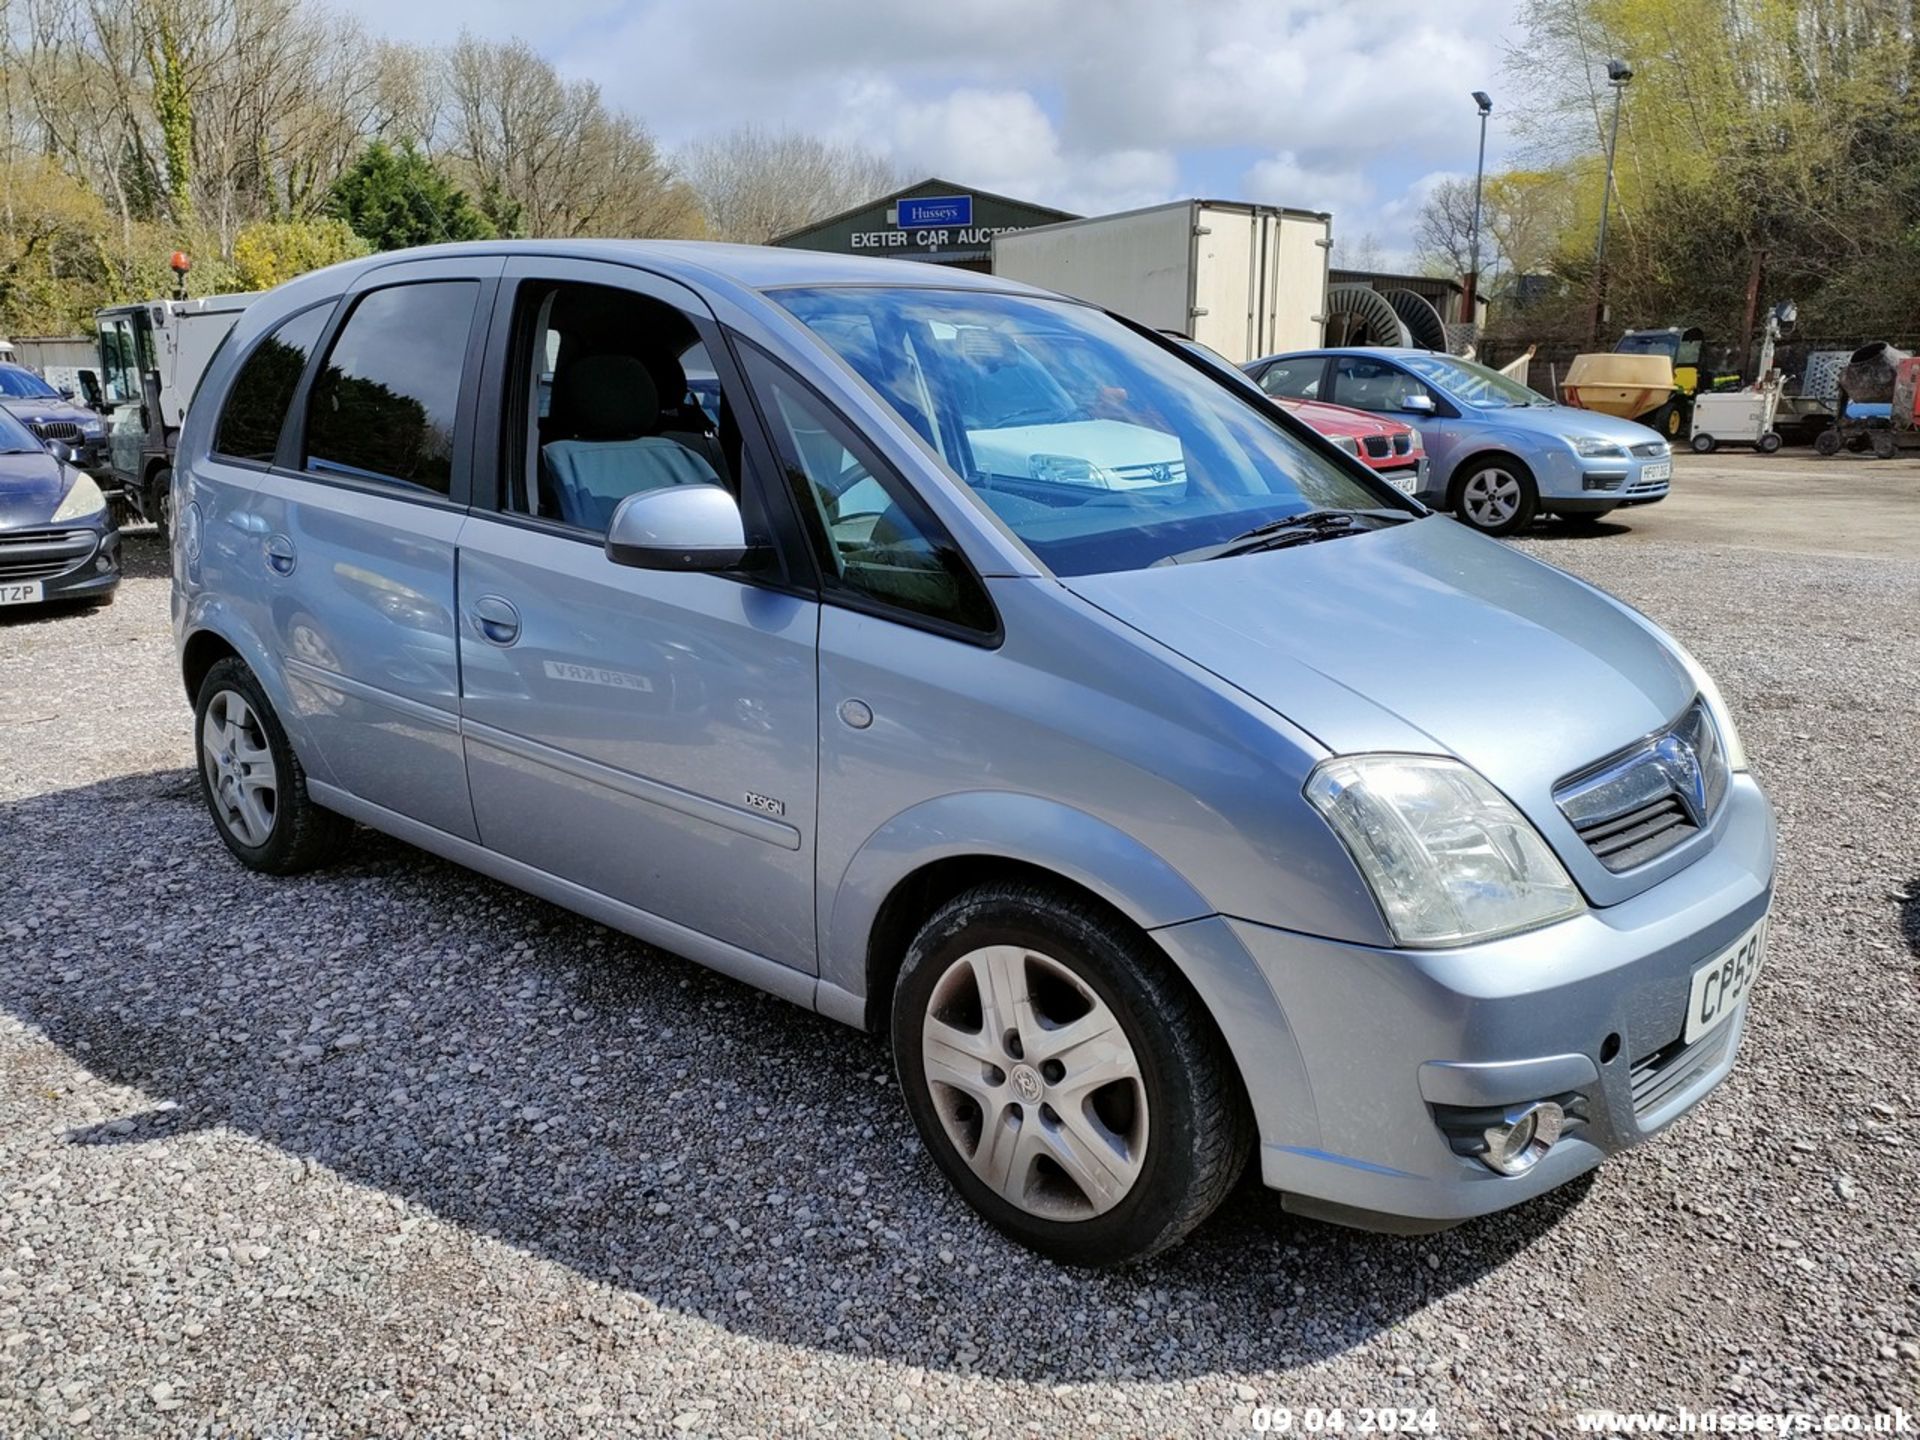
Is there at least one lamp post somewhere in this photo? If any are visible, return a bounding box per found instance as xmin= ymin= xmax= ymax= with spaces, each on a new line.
xmin=1464 ymin=91 xmax=1492 ymax=331
xmin=1588 ymin=57 xmax=1633 ymax=347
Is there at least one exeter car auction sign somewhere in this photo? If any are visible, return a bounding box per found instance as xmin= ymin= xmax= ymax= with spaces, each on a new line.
xmin=772 ymin=178 xmax=1077 ymax=271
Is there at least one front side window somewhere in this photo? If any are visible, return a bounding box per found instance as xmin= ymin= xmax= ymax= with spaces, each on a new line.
xmin=214 ymin=306 xmax=330 ymax=463
xmin=305 ymin=282 xmax=478 ymax=493
xmin=1330 ymin=357 xmax=1429 ymax=414
xmin=745 ymin=350 xmax=994 ymax=635
xmin=96 ymin=316 xmax=144 ymax=407
xmin=772 ymin=286 xmax=1390 ymax=576
xmin=502 ymin=280 xmax=742 ymax=536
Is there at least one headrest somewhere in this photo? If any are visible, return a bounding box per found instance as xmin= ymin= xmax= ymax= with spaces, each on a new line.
xmin=552 ymin=354 xmax=658 ymax=440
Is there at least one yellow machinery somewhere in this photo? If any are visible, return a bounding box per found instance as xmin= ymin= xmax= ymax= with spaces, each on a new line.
xmin=1560 ymin=353 xmax=1677 ymax=423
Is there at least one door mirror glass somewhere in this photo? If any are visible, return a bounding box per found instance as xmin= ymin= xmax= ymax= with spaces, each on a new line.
xmin=43 ymin=438 xmax=74 ymax=465
xmin=605 ymin=483 xmax=751 ymax=571
xmin=1398 ymin=392 xmax=1437 ymax=415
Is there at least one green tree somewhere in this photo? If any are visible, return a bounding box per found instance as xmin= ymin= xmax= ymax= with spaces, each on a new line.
xmin=230 ymin=219 xmax=370 ymax=290
xmin=325 ymin=141 xmax=495 ymax=252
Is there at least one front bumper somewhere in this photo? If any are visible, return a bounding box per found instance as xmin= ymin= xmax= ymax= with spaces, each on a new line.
xmin=1536 ymin=447 xmax=1672 ymax=507
xmin=1159 ymin=774 xmax=1774 ymax=1230
xmin=0 ymin=522 xmax=120 ymax=602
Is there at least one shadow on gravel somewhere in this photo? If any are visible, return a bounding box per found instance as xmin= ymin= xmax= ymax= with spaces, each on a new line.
xmin=1900 ymin=878 xmax=1919 ymax=960
xmin=2 ymin=769 xmax=1594 ymax=1384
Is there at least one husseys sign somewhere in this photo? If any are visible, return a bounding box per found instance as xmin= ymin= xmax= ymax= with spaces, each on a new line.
xmin=773 ymin=181 xmax=1078 ymax=264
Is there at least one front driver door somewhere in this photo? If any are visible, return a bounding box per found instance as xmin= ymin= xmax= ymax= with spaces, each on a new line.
xmin=1327 ymin=355 xmax=1464 ymax=495
xmin=455 ymin=259 xmax=821 ymax=974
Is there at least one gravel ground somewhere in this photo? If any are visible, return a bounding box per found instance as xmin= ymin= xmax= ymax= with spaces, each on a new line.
xmin=2 ymin=519 xmax=1916 ymax=1437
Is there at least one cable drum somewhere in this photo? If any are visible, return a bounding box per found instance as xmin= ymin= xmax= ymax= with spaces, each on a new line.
xmin=1383 ymin=289 xmax=1450 ymax=352
xmin=1324 ymin=285 xmax=1412 ymax=347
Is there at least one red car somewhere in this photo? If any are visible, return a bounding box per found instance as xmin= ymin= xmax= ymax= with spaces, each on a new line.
xmin=1158 ymin=330 xmax=1427 ymax=495
xmin=1275 ymin=396 xmax=1427 ymax=496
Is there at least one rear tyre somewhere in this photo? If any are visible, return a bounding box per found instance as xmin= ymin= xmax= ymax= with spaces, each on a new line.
xmin=1813 ymin=429 xmax=1842 ymax=457
xmin=1870 ymin=432 xmax=1898 ymax=460
xmin=150 ymin=465 xmax=173 ymax=540
xmin=1690 ymin=432 xmax=1717 ymax=454
xmin=1757 ymin=432 xmax=1783 ymax=455
xmin=193 ymin=657 xmax=350 ymax=874
xmin=892 ymin=882 xmax=1252 ymax=1267
xmin=1452 ymin=457 xmax=1538 ymax=537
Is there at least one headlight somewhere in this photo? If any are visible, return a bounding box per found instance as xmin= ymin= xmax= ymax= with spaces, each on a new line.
xmin=1665 ymin=639 xmax=1748 ymax=772
xmin=1305 ymin=754 xmax=1585 ymax=947
xmin=1030 ymin=452 xmax=1098 ymax=484
xmin=1572 ymin=437 xmax=1627 ymax=458
xmin=50 ymin=473 xmax=105 ymax=522
xmin=1405 ymin=427 xmax=1423 ymax=450
xmin=1330 ymin=434 xmax=1361 ymax=456
xmin=81 ymin=418 xmax=105 ymax=437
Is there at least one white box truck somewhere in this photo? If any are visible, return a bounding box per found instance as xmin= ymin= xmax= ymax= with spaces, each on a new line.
xmin=94 ymin=291 xmax=256 ymax=529
xmin=991 ymin=200 xmax=1332 ymax=364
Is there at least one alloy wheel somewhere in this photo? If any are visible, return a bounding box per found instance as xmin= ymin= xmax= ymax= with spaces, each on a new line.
xmin=1462 ymin=468 xmax=1523 ymax=528
xmin=201 ymin=689 xmax=278 ymax=847
xmin=920 ymin=944 xmax=1149 ymax=1221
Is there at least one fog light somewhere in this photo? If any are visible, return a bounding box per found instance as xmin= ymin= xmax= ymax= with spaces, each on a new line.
xmin=1481 ymin=1100 xmax=1564 ymax=1176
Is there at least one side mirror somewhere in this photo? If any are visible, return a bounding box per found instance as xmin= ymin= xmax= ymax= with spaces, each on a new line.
xmin=1398 ymin=393 xmax=1437 ymax=415
xmin=58 ymin=386 xmax=75 ymax=400
xmin=44 ymin=439 xmax=74 ymax=466
xmin=605 ymin=484 xmax=752 ymax=571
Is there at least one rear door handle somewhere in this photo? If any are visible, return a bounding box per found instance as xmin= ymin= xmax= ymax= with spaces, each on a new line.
xmin=470 ymin=594 xmax=521 ymax=647
xmin=264 ymin=534 xmax=296 ymax=575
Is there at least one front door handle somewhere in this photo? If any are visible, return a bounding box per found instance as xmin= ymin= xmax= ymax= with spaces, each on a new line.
xmin=263 ymin=534 xmax=296 ymax=575
xmin=471 ymin=595 xmax=521 ymax=647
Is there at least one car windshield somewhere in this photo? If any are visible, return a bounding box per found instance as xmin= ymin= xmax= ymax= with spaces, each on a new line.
xmin=773 ymin=287 xmax=1393 ymax=576
xmin=0 ymin=408 xmax=44 ymax=452
xmin=1399 ymin=353 xmax=1550 ymax=409
xmin=0 ymin=367 xmax=60 ymax=399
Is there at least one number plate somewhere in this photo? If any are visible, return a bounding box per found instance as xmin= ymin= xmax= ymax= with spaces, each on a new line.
xmin=0 ymin=579 xmax=44 ymax=605
xmin=1384 ymin=469 xmax=1419 ymax=495
xmin=1641 ymin=460 xmax=1672 ymax=483
xmin=1683 ymin=915 xmax=1768 ymax=1043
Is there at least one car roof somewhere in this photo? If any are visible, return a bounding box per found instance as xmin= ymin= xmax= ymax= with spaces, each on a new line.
xmin=314 ymin=239 xmax=1059 ymax=299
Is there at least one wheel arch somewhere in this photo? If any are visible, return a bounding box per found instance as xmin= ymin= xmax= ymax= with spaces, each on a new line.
xmin=822 ymin=792 xmax=1215 ymax=1033
xmin=1444 ymin=447 xmax=1537 ymax=510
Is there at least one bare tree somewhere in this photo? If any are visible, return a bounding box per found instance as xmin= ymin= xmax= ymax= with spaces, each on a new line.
xmin=681 ymin=126 xmax=902 ymax=243
xmin=442 ymin=35 xmax=700 ymax=239
xmin=1414 ymin=177 xmax=1478 ymax=276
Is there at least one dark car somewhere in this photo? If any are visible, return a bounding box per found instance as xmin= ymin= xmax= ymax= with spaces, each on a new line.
xmin=0 ymin=407 xmax=119 ymax=608
xmin=0 ymin=361 xmax=109 ymax=472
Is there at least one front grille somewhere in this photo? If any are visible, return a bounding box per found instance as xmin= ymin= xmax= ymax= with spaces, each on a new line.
xmin=0 ymin=526 xmax=94 ymax=581
xmin=27 ymin=420 xmax=81 ymax=443
xmin=1109 ymin=460 xmax=1187 ymax=485
xmin=1631 ymin=441 xmax=1669 ymax=458
xmin=1579 ymin=794 xmax=1694 ymax=870
xmin=1630 ymin=1023 xmax=1735 ymax=1117
xmin=1362 ymin=434 xmax=1391 ymax=458
xmin=1626 ymin=472 xmax=1670 ymax=495
xmin=1392 ymin=432 xmax=1413 ymax=456
xmin=1555 ymin=701 xmax=1728 ymax=872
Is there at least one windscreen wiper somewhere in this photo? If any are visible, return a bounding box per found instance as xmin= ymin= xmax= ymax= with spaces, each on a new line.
xmin=1154 ymin=508 xmax=1406 ymax=566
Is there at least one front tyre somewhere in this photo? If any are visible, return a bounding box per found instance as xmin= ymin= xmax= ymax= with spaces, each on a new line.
xmin=1452 ymin=457 xmax=1538 ymax=536
xmin=892 ymin=882 xmax=1251 ymax=1267
xmin=194 ymin=657 xmax=350 ymax=874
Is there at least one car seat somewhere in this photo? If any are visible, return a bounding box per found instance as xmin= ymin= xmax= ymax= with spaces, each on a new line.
xmin=542 ymin=354 xmax=721 ymax=531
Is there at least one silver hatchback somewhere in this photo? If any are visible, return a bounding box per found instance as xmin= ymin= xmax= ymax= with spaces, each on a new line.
xmin=174 ymin=243 xmax=1775 ymax=1265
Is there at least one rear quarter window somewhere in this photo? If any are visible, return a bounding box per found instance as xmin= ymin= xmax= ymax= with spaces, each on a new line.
xmin=213 ymin=306 xmax=332 ymax=464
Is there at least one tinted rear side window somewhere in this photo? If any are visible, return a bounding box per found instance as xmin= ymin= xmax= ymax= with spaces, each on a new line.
xmin=213 ymin=306 xmax=330 ymax=463
xmin=305 ymin=282 xmax=478 ymax=494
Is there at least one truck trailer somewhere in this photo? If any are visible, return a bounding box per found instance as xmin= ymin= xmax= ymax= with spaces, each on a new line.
xmin=990 ymin=200 xmax=1332 ymax=364
xmin=94 ymin=291 xmax=256 ymax=530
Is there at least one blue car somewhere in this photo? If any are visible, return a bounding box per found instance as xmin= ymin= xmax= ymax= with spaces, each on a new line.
xmin=1245 ymin=347 xmax=1673 ymax=535
xmin=173 ymin=244 xmax=1771 ymax=1264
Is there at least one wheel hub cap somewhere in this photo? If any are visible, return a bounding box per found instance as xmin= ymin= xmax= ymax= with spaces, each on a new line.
xmin=920 ymin=944 xmax=1149 ymax=1221
xmin=201 ymin=689 xmax=278 ymax=848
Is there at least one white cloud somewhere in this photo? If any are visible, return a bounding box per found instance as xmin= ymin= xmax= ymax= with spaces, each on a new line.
xmin=324 ymin=0 xmax=1525 ymax=250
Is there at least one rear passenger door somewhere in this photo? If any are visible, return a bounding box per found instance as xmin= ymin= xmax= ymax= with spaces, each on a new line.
xmin=455 ymin=258 xmax=821 ymax=973
xmin=235 ymin=255 xmax=500 ymax=839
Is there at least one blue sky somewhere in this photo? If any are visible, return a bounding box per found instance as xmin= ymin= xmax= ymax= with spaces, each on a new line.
xmin=334 ymin=0 xmax=1525 ymax=264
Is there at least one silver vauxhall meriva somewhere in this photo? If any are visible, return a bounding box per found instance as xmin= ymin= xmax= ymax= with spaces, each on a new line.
xmin=173 ymin=242 xmax=1775 ymax=1265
